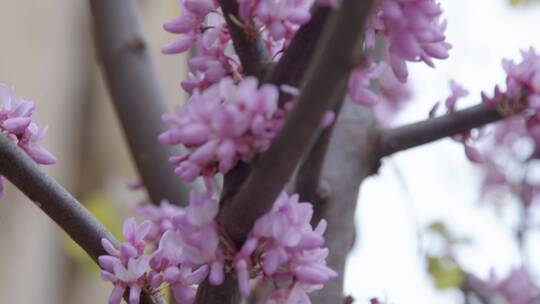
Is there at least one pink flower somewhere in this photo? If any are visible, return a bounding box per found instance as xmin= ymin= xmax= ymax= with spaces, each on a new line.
xmin=135 ymin=200 xmax=184 ymax=243
xmin=160 ymin=77 xmax=283 ymax=181
xmin=367 ymin=0 xmax=451 ymax=82
xmin=0 ymin=84 xmax=34 ymax=134
xmin=348 ymin=60 xmax=384 ymax=106
xmin=233 ymin=192 xmax=335 ymax=298
xmin=99 ymin=219 xmax=152 ymax=304
xmin=0 ymin=84 xmax=56 ymax=200
xmin=239 ymin=0 xmax=312 ymax=42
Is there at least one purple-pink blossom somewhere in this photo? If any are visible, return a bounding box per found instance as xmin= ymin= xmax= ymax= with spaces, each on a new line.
xmin=233 ymin=192 xmax=336 ymax=301
xmin=488 ymin=268 xmax=539 ymax=304
xmin=239 ymin=0 xmax=312 ymax=41
xmin=366 ymin=0 xmax=451 ymax=82
xmin=159 ymin=77 xmax=283 ymax=182
xmin=0 ymin=84 xmax=56 ymax=198
xmin=99 ymin=219 xmax=152 ymax=304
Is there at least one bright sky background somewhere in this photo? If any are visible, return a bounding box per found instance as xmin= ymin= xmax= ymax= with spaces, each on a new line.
xmin=344 ymin=1 xmax=540 ymax=303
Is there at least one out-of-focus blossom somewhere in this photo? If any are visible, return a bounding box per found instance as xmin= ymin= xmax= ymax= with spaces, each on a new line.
xmin=159 ymin=77 xmax=283 ymax=182
xmin=366 ymin=0 xmax=451 ymax=82
xmin=373 ymin=64 xmax=412 ymax=125
xmin=488 ymin=268 xmax=539 ymax=304
xmin=239 ymin=0 xmax=312 ymax=42
xmin=348 ymin=60 xmax=384 ymax=106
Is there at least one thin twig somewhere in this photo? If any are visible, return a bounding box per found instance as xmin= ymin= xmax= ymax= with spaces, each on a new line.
xmin=218 ymin=0 xmax=270 ymax=76
xmin=89 ymin=0 xmax=189 ymax=205
xmin=379 ymin=101 xmax=526 ymax=157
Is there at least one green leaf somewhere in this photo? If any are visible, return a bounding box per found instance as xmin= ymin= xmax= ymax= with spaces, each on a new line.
xmin=427 ymin=256 xmax=465 ymax=290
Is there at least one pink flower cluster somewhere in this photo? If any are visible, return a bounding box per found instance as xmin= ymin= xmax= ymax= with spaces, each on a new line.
xmin=234 ymin=193 xmax=337 ymax=301
xmin=483 ymin=48 xmax=540 ymax=109
xmin=99 ymin=219 xmax=152 ymax=304
xmin=347 ymin=61 xmax=412 ymax=124
xmin=238 ymin=0 xmax=312 ymax=42
xmin=0 ymin=84 xmax=56 ymax=198
xmin=99 ymin=183 xmax=335 ymax=303
xmin=456 ymin=49 xmax=540 ymax=207
xmin=162 ymin=0 xmax=242 ymax=92
xmin=366 ymin=0 xmax=450 ymax=83
xmin=159 ymin=77 xmax=283 ymax=182
xmin=100 ymin=183 xmax=218 ymax=304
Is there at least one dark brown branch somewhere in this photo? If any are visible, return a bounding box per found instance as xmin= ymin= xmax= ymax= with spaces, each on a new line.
xmin=89 ymin=0 xmax=188 ymax=205
xmin=219 ymin=0 xmax=376 ymax=246
xmin=219 ymin=0 xmax=270 ymax=76
xmin=379 ymin=102 xmax=525 ymax=157
xmin=0 ymin=134 xmax=159 ymax=304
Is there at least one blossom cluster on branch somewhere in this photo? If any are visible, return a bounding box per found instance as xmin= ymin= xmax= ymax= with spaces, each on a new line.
xmin=99 ymin=180 xmax=335 ymax=304
xmin=0 ymin=84 xmax=55 ymax=198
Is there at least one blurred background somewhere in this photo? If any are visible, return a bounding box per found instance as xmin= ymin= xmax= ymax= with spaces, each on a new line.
xmin=0 ymin=0 xmax=539 ymax=303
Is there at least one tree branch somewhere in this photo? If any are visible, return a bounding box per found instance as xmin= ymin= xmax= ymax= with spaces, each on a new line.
xmin=264 ymin=6 xmax=331 ymax=89
xmin=89 ymin=0 xmax=188 ymax=205
xmin=379 ymin=101 xmax=526 ymax=157
xmin=219 ymin=0 xmax=270 ymax=76
xmin=310 ymin=103 xmax=381 ymax=304
xmin=218 ymin=0 xmax=376 ymax=246
xmin=0 ymin=134 xmax=160 ymax=304
xmin=0 ymin=134 xmax=116 ymax=263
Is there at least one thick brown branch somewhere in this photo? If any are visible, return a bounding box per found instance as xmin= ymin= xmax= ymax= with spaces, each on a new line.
xmin=0 ymin=134 xmax=159 ymax=304
xmin=219 ymin=0 xmax=270 ymax=76
xmin=310 ymin=103 xmax=381 ymax=304
xmin=379 ymin=102 xmax=525 ymax=157
xmin=219 ymin=0 xmax=376 ymax=246
xmin=89 ymin=0 xmax=188 ymax=205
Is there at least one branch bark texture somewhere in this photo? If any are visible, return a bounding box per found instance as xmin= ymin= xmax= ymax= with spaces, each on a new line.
xmin=0 ymin=134 xmax=116 ymax=263
xmin=219 ymin=0 xmax=376 ymax=246
xmin=379 ymin=103 xmax=519 ymax=157
xmin=0 ymin=134 xmax=160 ymax=304
xmin=89 ymin=0 xmax=188 ymax=205
xmin=311 ymin=103 xmax=381 ymax=304
xmin=219 ymin=0 xmax=270 ymax=76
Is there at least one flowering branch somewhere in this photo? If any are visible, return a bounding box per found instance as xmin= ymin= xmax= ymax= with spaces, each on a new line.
xmin=378 ymin=100 xmax=526 ymax=157
xmin=218 ymin=0 xmax=376 ymax=246
xmin=264 ymin=6 xmax=331 ymax=90
xmin=0 ymin=133 xmax=161 ymax=304
xmin=218 ymin=0 xmax=270 ymax=76
xmin=88 ymin=0 xmax=189 ymax=205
